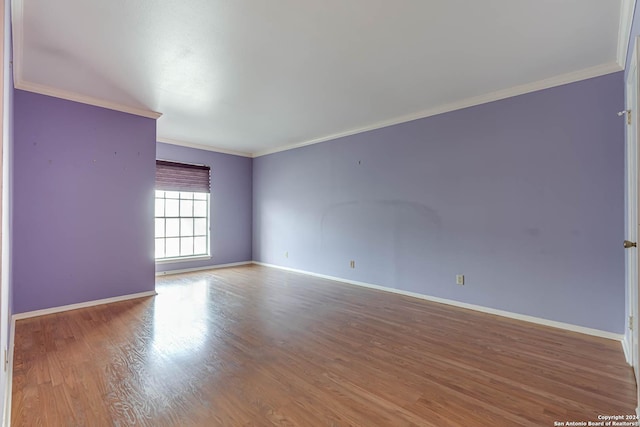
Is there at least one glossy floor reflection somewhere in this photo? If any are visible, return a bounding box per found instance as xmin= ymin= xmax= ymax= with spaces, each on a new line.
xmin=11 ymin=265 xmax=637 ymax=426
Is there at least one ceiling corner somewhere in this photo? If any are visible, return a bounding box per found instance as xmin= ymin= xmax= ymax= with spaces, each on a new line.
xmin=617 ymin=0 xmax=637 ymax=69
xmin=157 ymin=137 xmax=253 ymax=158
xmin=10 ymin=0 xmax=161 ymax=120
xmin=11 ymin=0 xmax=24 ymax=89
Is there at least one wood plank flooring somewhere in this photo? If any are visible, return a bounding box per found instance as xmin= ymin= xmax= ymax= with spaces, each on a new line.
xmin=11 ymin=265 xmax=636 ymax=426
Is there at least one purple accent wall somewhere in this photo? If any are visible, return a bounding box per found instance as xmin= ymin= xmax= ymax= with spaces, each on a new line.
xmin=253 ymin=72 xmax=625 ymax=333
xmin=13 ymin=90 xmax=156 ymax=313
xmin=155 ymin=143 xmax=252 ymax=272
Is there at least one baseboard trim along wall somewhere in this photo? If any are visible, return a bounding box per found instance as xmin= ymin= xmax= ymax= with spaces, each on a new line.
xmin=253 ymin=262 xmax=625 ymax=342
xmin=3 ymin=318 xmax=15 ymax=427
xmin=155 ymin=261 xmax=253 ymax=276
xmin=622 ymin=334 xmax=632 ymax=366
xmin=12 ymin=290 xmax=158 ymax=321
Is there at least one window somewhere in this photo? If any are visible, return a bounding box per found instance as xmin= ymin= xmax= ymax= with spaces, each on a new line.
xmin=155 ymin=161 xmax=210 ymax=261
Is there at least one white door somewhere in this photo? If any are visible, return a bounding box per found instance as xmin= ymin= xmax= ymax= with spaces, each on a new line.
xmin=625 ymin=37 xmax=640 ymax=388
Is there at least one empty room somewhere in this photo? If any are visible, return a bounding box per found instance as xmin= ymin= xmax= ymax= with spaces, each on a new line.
xmin=0 ymin=0 xmax=637 ymax=426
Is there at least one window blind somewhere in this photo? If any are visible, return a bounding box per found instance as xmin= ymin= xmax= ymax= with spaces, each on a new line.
xmin=155 ymin=160 xmax=210 ymax=193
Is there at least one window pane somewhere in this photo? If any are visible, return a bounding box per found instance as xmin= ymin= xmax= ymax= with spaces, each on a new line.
xmin=165 ymin=199 xmax=179 ymax=217
xmin=181 ymin=218 xmax=193 ymax=236
xmin=194 ymin=236 xmax=207 ymax=255
xmin=155 ymin=189 xmax=209 ymax=260
xmin=165 ymin=238 xmax=180 ymax=257
xmin=180 ymin=237 xmax=194 ymax=256
xmin=194 ymin=200 xmax=207 ymax=217
xmin=155 ymin=238 xmax=165 ymax=258
xmin=155 ymin=198 xmax=165 ymax=217
xmin=194 ymin=218 xmax=207 ymax=235
xmin=155 ymin=218 xmax=165 ymax=238
xmin=180 ymin=199 xmax=193 ymax=217
xmin=166 ymin=218 xmax=180 ymax=237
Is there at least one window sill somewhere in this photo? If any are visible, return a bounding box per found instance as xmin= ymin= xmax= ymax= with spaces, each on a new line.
xmin=155 ymin=255 xmax=212 ymax=265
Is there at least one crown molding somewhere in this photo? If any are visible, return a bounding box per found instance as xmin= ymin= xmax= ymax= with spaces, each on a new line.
xmin=12 ymin=0 xmax=626 ymax=156
xmin=11 ymin=0 xmax=23 ymax=89
xmin=156 ymin=136 xmax=252 ymax=158
xmin=253 ymin=62 xmax=622 ymax=157
xmin=14 ymin=79 xmax=162 ymax=119
xmin=618 ymin=0 xmax=637 ymax=69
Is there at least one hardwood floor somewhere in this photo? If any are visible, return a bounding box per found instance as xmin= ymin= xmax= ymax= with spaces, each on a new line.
xmin=11 ymin=265 xmax=636 ymax=426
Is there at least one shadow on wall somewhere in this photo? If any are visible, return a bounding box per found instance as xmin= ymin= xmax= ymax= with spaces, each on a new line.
xmin=320 ymin=199 xmax=443 ymax=288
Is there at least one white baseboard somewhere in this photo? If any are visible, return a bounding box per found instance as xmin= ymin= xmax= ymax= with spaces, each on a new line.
xmin=253 ymin=262 xmax=624 ymax=342
xmin=12 ymin=290 xmax=158 ymax=321
xmin=2 ymin=317 xmax=14 ymax=427
xmin=623 ymin=333 xmax=632 ymax=366
xmin=155 ymin=261 xmax=252 ymax=276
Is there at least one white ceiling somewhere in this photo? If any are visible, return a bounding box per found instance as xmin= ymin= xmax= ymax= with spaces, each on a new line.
xmin=13 ymin=0 xmax=630 ymax=157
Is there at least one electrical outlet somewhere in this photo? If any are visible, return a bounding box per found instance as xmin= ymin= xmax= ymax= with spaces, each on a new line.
xmin=350 ymin=260 xmax=355 ymax=268
xmin=456 ymin=274 xmax=464 ymax=285
xmin=285 ymin=251 xmax=288 ymax=258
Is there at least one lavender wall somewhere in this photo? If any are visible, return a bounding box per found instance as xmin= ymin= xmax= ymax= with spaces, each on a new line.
xmin=253 ymin=72 xmax=625 ymax=334
xmin=13 ymin=90 xmax=156 ymax=313
xmin=155 ymin=143 xmax=252 ymax=272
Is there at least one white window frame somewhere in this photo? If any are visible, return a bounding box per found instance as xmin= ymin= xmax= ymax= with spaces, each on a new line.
xmin=155 ymin=190 xmax=211 ymax=262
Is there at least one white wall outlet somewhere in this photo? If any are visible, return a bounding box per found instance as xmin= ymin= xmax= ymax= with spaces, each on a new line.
xmin=456 ymin=274 xmax=464 ymax=285
xmin=350 ymin=260 xmax=355 ymax=268
xmin=285 ymin=251 xmax=288 ymax=258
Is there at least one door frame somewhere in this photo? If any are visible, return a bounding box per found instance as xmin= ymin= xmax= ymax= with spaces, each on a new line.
xmin=625 ymin=35 xmax=640 ymax=417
